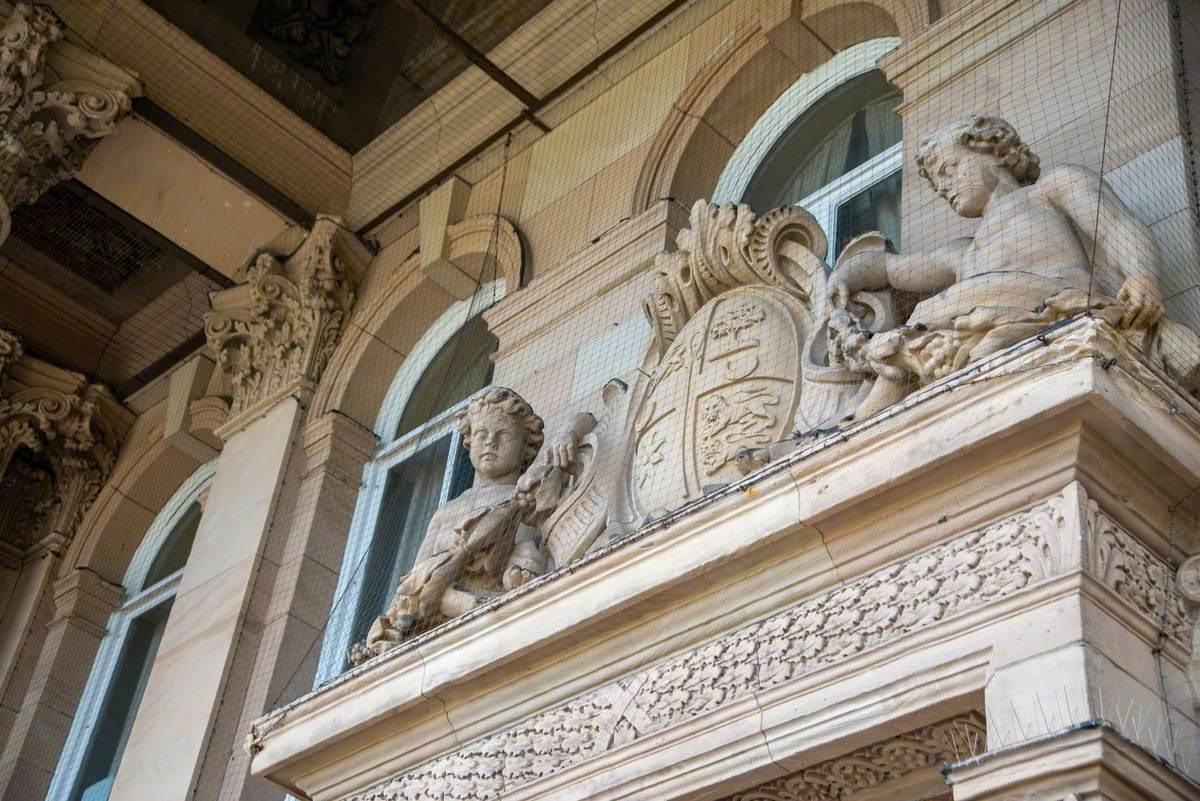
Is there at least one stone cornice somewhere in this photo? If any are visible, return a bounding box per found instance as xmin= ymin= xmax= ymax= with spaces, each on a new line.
xmin=334 ymin=483 xmax=1185 ymax=801
xmin=0 ymin=328 xmax=133 ymax=565
xmin=249 ymin=320 xmax=1200 ymax=801
xmin=204 ymin=216 xmax=373 ymax=436
xmin=0 ymin=2 xmax=141 ymax=245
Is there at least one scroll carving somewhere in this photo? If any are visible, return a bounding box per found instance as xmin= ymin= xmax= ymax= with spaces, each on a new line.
xmin=0 ymin=329 xmax=132 ymax=565
xmin=0 ymin=2 xmax=141 ymax=245
xmin=204 ymin=216 xmax=373 ymax=424
xmin=720 ymin=712 xmax=985 ymax=801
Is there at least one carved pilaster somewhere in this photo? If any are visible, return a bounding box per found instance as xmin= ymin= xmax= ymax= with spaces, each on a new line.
xmin=0 ymin=3 xmax=141 ymax=245
xmin=0 ymin=329 xmax=132 ymax=566
xmin=204 ymin=216 xmax=372 ymax=434
xmin=1180 ymin=555 xmax=1200 ymax=714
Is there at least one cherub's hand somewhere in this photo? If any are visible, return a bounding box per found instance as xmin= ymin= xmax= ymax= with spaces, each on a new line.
xmin=546 ymin=430 xmax=578 ymax=468
xmin=825 ymin=274 xmax=851 ymax=313
xmin=502 ymin=565 xmax=535 ymax=590
xmin=1116 ymin=275 xmax=1164 ymax=330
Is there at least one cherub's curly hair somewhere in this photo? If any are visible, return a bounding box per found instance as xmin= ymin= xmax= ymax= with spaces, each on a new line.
xmin=916 ymin=115 xmax=1041 ymax=187
xmin=457 ymin=387 xmax=544 ymax=470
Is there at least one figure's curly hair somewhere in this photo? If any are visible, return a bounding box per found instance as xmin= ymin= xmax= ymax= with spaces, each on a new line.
xmin=916 ymin=115 xmax=1041 ymax=187
xmin=457 ymin=387 xmax=544 ymax=470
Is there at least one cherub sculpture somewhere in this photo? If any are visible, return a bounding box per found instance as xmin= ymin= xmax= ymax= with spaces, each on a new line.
xmin=349 ymin=388 xmax=590 ymax=664
xmin=823 ymin=114 xmax=1198 ymax=420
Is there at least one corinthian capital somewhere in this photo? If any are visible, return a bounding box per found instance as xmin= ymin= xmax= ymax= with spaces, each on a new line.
xmin=0 ymin=329 xmax=133 ymax=565
xmin=0 ymin=2 xmax=142 ymax=245
xmin=204 ymin=216 xmax=373 ymax=430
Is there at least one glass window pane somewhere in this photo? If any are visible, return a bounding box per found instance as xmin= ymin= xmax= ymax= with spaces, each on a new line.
xmin=742 ymin=70 xmax=902 ymax=211
xmin=833 ymin=170 xmax=902 ymax=259
xmin=349 ymin=435 xmax=454 ymax=652
xmin=71 ymin=600 xmax=173 ymax=801
xmin=395 ymin=314 xmax=497 ymax=439
xmin=142 ymin=501 xmax=202 ymax=589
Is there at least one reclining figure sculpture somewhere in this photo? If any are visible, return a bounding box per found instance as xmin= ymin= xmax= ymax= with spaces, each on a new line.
xmin=740 ymin=114 xmax=1199 ymax=471
xmin=823 ymin=114 xmax=1198 ymax=420
xmin=349 ymin=388 xmax=593 ymax=664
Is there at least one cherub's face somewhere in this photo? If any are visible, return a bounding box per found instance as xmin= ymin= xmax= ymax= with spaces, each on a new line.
xmin=923 ymin=141 xmax=1004 ymax=218
xmin=467 ymin=407 xmax=525 ymax=480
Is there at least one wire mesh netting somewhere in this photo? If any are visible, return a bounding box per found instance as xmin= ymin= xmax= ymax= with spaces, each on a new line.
xmin=1 ymin=0 xmax=1199 ymax=799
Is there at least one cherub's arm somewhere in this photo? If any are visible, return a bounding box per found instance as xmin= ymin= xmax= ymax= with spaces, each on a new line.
xmin=826 ymin=241 xmax=967 ymax=310
xmin=1036 ymin=165 xmax=1164 ymax=329
xmin=545 ymin=412 xmax=598 ymax=469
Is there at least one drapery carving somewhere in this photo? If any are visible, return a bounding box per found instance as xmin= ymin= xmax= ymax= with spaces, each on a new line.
xmin=0 ymin=329 xmax=132 ymax=565
xmin=0 ymin=2 xmax=141 ymax=245
xmin=204 ymin=216 xmax=373 ymax=426
xmin=1180 ymin=555 xmax=1200 ymax=713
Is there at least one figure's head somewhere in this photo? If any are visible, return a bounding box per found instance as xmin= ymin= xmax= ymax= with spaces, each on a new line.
xmin=457 ymin=388 xmax=544 ymax=480
xmin=916 ymin=115 xmax=1040 ymax=218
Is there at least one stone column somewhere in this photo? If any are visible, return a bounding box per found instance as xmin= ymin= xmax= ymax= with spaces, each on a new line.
xmin=215 ymin=410 xmax=376 ymax=801
xmin=108 ymin=217 xmax=372 ymax=801
xmin=0 ymin=568 xmax=123 ymax=800
xmin=0 ymin=327 xmax=133 ymax=800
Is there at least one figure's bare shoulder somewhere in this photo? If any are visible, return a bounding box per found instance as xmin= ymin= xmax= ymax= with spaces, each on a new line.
xmin=1028 ymin=163 xmax=1100 ymax=203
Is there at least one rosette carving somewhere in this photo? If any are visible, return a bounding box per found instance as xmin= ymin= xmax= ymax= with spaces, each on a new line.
xmin=204 ymin=216 xmax=372 ymax=424
xmin=0 ymin=328 xmax=131 ymax=565
xmin=0 ymin=3 xmax=141 ymax=245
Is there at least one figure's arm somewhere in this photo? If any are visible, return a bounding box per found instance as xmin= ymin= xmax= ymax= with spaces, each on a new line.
xmin=1037 ymin=165 xmax=1164 ymax=329
xmin=826 ymin=241 xmax=966 ymax=310
xmin=546 ymin=412 xmax=598 ymax=470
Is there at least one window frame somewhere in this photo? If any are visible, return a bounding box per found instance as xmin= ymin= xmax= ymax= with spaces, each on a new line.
xmin=712 ymin=37 xmax=902 ymax=259
xmin=315 ymin=281 xmax=505 ymax=684
xmin=47 ymin=460 xmax=217 ymax=801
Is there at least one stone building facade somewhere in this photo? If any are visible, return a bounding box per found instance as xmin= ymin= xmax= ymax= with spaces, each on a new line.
xmin=0 ymin=0 xmax=1198 ymax=800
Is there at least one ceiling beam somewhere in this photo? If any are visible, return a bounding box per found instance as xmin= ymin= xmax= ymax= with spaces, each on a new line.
xmin=394 ymin=0 xmax=550 ymax=132
xmin=362 ymin=0 xmax=692 ymax=234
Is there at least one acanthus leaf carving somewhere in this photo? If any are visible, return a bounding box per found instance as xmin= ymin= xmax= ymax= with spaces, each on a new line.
xmin=204 ymin=216 xmax=372 ymax=425
xmin=0 ymin=2 xmax=141 ymax=245
xmin=720 ymin=712 xmax=985 ymax=801
xmin=0 ymin=328 xmax=130 ymax=564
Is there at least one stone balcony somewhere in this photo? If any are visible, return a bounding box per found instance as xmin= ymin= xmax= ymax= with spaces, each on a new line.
xmin=246 ymin=317 xmax=1200 ymax=801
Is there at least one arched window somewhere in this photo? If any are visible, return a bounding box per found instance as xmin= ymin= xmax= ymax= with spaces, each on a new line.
xmin=48 ymin=462 xmax=215 ymax=801
xmin=714 ymin=38 xmax=903 ymax=260
xmin=317 ymin=291 xmax=502 ymax=681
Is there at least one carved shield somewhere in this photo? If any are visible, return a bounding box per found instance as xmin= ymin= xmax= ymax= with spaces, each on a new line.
xmin=630 ymin=285 xmax=812 ymax=517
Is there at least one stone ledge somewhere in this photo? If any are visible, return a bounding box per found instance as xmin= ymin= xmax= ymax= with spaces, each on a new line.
xmin=248 ymin=320 xmax=1200 ymax=800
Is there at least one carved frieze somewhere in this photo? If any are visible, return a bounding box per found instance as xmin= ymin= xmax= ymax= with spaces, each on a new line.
xmin=0 ymin=3 xmax=141 ymax=245
xmin=0 ymin=329 xmax=132 ymax=565
xmin=334 ymin=484 xmax=1187 ymax=800
xmin=204 ymin=216 xmax=373 ymax=427
xmin=342 ymin=483 xmax=1178 ymax=801
xmin=719 ymin=712 xmax=985 ymax=801
xmin=1179 ymin=555 xmax=1200 ymax=713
